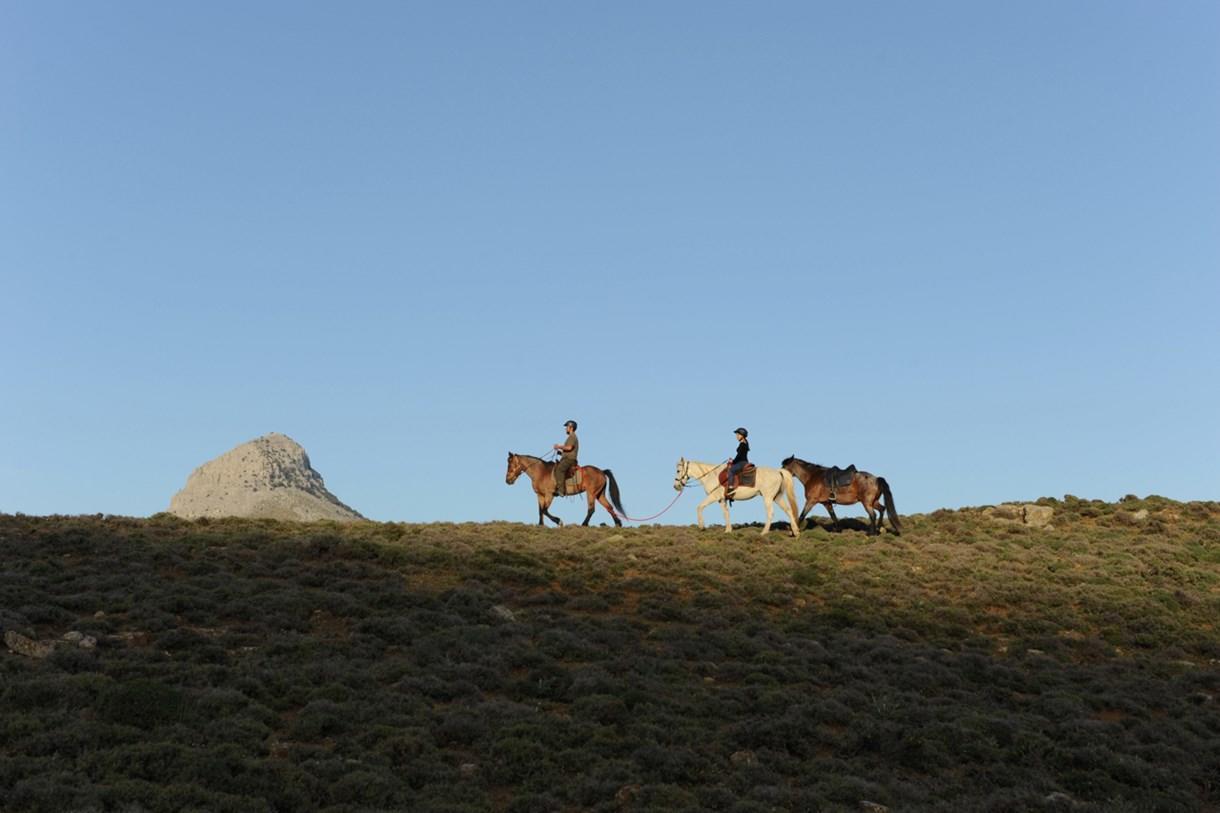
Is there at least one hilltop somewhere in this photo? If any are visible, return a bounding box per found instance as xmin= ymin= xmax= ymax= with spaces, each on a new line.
xmin=1 ymin=496 xmax=1217 ymax=812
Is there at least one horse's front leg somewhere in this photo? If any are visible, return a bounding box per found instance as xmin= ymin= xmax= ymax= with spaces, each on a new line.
xmin=824 ymin=502 xmax=839 ymax=532
xmin=538 ymin=494 xmax=563 ymax=527
xmin=761 ymin=492 xmax=774 ymax=536
xmin=799 ymin=494 xmax=818 ymax=530
xmin=721 ymin=495 xmax=732 ymax=533
xmin=695 ymin=492 xmax=719 ymax=530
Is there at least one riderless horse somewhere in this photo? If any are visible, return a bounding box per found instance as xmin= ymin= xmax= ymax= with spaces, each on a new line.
xmin=505 ymin=453 xmax=625 ymax=527
xmin=673 ymin=458 xmax=801 ymax=537
xmin=780 ymin=456 xmax=901 ymax=536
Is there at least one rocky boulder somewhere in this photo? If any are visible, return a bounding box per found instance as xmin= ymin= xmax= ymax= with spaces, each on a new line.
xmin=168 ymin=433 xmax=363 ymax=522
xmin=981 ymin=503 xmax=1054 ymax=528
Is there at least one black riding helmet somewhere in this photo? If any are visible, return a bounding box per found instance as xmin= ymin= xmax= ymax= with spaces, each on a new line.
xmin=734 ymin=427 xmax=748 ymax=438
xmin=565 ymin=420 xmax=578 ymax=430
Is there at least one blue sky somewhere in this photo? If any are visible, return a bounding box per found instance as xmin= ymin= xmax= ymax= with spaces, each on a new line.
xmin=2 ymin=2 xmax=1217 ymax=524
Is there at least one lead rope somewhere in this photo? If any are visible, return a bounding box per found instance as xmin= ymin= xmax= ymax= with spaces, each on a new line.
xmin=608 ymin=462 xmax=726 ymax=523
xmin=608 ymin=486 xmax=688 ymax=523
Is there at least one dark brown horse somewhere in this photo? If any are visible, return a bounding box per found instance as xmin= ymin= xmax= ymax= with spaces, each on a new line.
xmin=505 ymin=453 xmax=625 ymax=527
xmin=780 ymin=456 xmax=901 ymax=536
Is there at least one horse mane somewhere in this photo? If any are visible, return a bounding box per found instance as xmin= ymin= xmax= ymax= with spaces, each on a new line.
xmin=511 ymin=452 xmax=545 ymax=464
xmin=782 ymin=455 xmax=825 ymax=473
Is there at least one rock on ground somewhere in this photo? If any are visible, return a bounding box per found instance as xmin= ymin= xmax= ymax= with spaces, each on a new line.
xmin=4 ymin=630 xmax=53 ymax=659
xmin=982 ymin=503 xmax=1054 ymax=528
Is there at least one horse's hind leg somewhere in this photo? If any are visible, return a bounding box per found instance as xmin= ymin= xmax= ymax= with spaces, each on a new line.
xmin=862 ymin=502 xmax=879 ymax=536
xmin=596 ymin=489 xmax=622 ymax=528
xmin=871 ymin=490 xmax=887 ymax=534
xmin=582 ymin=491 xmax=596 ymax=526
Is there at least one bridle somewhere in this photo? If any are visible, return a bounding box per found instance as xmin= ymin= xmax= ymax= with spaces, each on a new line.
xmin=675 ymin=458 xmax=726 ymax=490
xmin=507 ymin=451 xmax=559 ymax=483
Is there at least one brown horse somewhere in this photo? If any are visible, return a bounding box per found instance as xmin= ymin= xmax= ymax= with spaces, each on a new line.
xmin=505 ymin=453 xmax=625 ymax=527
xmin=780 ymin=456 xmax=901 ymax=536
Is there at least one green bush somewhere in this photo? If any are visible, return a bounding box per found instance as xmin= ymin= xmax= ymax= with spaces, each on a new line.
xmin=98 ymin=680 xmax=187 ymax=730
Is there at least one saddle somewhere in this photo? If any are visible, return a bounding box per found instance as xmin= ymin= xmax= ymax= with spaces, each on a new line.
xmin=824 ymin=465 xmax=856 ymax=498
xmin=718 ymin=464 xmax=756 ymax=490
xmin=558 ymin=465 xmax=583 ymax=496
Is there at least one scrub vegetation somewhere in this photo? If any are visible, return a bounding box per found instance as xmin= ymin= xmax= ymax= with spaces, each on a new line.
xmin=1 ymin=496 xmax=1218 ymax=812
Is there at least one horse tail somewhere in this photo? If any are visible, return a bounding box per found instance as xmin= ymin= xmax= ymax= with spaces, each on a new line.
xmin=784 ymin=471 xmax=801 ymax=534
xmin=604 ymin=469 xmax=626 ymax=517
xmin=878 ymin=477 xmax=901 ymax=534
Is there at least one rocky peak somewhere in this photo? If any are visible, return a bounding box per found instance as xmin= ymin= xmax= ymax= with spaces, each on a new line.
xmin=168 ymin=433 xmax=363 ymax=522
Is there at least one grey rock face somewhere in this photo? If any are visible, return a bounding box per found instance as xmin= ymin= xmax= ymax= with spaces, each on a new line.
xmin=168 ymin=433 xmax=364 ymax=522
xmin=981 ymin=503 xmax=1054 ymax=528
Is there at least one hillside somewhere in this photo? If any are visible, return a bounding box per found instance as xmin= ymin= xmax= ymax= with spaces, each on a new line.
xmin=1 ymin=497 xmax=1218 ymax=812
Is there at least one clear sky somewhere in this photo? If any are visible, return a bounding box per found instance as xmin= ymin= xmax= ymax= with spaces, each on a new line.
xmin=2 ymin=2 xmax=1217 ymax=524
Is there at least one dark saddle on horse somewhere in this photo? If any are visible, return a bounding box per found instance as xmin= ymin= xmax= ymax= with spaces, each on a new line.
xmin=719 ymin=465 xmax=756 ymax=490
xmin=824 ymin=465 xmax=857 ymax=491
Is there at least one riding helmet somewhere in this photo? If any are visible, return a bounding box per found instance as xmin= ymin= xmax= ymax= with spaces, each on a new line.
xmin=565 ymin=420 xmax=578 ymax=430
xmin=734 ymin=427 xmax=748 ymax=438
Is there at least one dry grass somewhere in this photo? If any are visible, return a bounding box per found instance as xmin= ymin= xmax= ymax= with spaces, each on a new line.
xmin=1 ymin=496 xmax=1218 ymax=811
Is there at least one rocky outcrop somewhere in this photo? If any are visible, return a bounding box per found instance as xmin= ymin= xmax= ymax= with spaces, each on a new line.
xmin=168 ymin=433 xmax=363 ymax=522
xmin=981 ymin=503 xmax=1054 ymax=528
xmin=4 ymin=630 xmax=96 ymax=659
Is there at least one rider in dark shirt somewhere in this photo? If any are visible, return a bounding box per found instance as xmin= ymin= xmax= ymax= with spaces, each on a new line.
xmin=726 ymin=427 xmax=749 ymax=498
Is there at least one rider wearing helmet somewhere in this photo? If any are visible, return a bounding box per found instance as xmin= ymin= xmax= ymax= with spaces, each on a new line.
xmin=726 ymin=427 xmax=749 ymax=499
xmin=552 ymin=420 xmax=579 ymax=496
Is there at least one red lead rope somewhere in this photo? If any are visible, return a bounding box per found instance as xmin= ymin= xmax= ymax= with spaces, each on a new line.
xmin=608 ymin=487 xmax=688 ymax=523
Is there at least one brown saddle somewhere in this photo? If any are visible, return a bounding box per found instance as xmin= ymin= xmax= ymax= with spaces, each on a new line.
xmin=558 ymin=465 xmax=583 ymax=496
xmin=718 ymin=465 xmax=756 ymax=490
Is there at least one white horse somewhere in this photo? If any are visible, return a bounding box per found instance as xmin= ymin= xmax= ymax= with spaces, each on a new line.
xmin=674 ymin=458 xmax=801 ymax=537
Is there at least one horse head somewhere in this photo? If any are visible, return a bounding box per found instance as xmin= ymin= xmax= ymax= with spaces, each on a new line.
xmin=673 ymin=457 xmax=688 ymax=492
xmin=505 ymin=452 xmax=524 ymax=484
